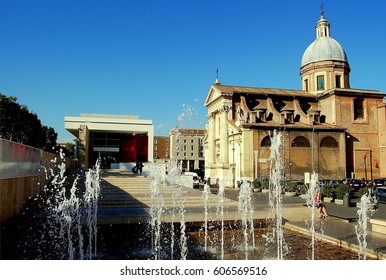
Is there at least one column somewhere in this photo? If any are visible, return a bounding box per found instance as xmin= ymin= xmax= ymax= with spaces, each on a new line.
xmin=207 ymin=113 xmax=216 ymax=165
xmin=220 ymin=106 xmax=229 ymax=163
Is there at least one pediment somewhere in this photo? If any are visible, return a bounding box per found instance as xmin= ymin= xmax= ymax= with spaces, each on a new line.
xmin=204 ymin=86 xmax=222 ymax=106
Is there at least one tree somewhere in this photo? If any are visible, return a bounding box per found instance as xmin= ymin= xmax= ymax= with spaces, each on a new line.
xmin=0 ymin=93 xmax=59 ymax=152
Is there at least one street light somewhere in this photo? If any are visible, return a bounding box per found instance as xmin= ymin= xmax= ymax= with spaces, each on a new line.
xmin=364 ymin=151 xmax=373 ymax=183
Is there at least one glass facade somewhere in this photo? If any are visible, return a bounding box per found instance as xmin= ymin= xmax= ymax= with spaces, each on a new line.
xmin=90 ymin=132 xmax=148 ymax=168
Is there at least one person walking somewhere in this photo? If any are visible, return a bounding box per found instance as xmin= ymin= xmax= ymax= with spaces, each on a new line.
xmin=136 ymin=160 xmax=144 ymax=175
xmin=314 ymin=190 xmax=328 ymax=219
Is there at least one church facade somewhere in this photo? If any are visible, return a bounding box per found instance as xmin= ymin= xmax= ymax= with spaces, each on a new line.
xmin=204 ymin=12 xmax=386 ymax=188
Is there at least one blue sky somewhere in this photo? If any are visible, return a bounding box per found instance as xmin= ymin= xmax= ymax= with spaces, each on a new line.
xmin=1 ymin=0 xmax=385 ymax=142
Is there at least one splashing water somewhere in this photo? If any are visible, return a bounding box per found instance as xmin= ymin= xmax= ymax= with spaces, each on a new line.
xmin=45 ymin=154 xmax=101 ymax=259
xmin=202 ymin=182 xmax=211 ymax=251
xmin=216 ymin=179 xmax=225 ymax=260
xmin=84 ymin=159 xmax=101 ymax=259
xmin=355 ymin=191 xmax=376 ymax=260
xmin=179 ymin=196 xmax=188 ymax=260
xmin=170 ymin=186 xmax=177 ymax=260
xmin=238 ymin=180 xmax=255 ymax=260
xmin=177 ymin=103 xmax=201 ymax=129
xmin=53 ymin=176 xmax=80 ymax=260
xmin=267 ymin=130 xmax=287 ymax=259
xmin=148 ymin=163 xmax=165 ymax=260
xmin=306 ymin=172 xmax=320 ymax=260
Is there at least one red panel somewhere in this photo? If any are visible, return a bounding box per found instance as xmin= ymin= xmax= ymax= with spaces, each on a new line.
xmin=120 ymin=135 xmax=148 ymax=162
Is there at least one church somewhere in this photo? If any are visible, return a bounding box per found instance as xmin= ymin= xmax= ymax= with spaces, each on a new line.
xmin=204 ymin=11 xmax=386 ymax=188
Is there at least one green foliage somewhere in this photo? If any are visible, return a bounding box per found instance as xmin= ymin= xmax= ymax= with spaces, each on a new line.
xmin=284 ymin=182 xmax=297 ymax=192
xmin=0 ymin=93 xmax=59 ymax=152
xmin=261 ymin=180 xmax=269 ymax=189
xmin=320 ymin=184 xmax=334 ymax=197
xmin=252 ymin=179 xmax=262 ymax=189
xmin=357 ymin=187 xmax=370 ymax=198
xmin=299 ymin=184 xmax=309 ymax=194
xmin=334 ymin=184 xmax=352 ymax=199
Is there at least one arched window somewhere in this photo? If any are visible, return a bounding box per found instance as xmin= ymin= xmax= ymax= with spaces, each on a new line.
xmin=261 ymin=136 xmax=271 ymax=147
xmin=291 ymin=136 xmax=310 ymax=147
xmin=320 ymin=136 xmax=338 ymax=148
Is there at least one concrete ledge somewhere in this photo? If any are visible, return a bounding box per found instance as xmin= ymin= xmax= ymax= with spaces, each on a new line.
xmin=285 ymin=222 xmax=386 ymax=260
xmin=370 ymin=219 xmax=386 ymax=235
xmin=334 ymin=199 xmax=343 ymax=205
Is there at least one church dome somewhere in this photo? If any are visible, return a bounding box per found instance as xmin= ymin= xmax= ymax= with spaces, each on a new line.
xmin=301 ymin=36 xmax=347 ymax=67
xmin=300 ymin=13 xmax=348 ymax=68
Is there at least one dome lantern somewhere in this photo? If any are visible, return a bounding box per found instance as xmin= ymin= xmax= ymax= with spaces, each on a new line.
xmin=300 ymin=11 xmax=350 ymax=93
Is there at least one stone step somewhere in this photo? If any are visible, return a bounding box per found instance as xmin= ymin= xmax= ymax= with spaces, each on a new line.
xmin=98 ymin=173 xmax=241 ymax=224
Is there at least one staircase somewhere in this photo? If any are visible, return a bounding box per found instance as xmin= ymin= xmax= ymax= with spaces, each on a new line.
xmin=97 ymin=170 xmax=240 ymax=224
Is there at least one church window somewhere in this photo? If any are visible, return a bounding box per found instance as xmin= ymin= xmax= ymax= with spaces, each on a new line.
xmin=354 ymin=98 xmax=364 ymax=120
xmin=304 ymin=79 xmax=309 ymax=91
xmin=320 ymin=136 xmax=338 ymax=148
xmin=287 ymin=113 xmax=293 ymax=123
xmin=313 ymin=114 xmax=320 ymax=124
xmin=317 ymin=75 xmax=325 ymax=90
xmin=260 ymin=136 xmax=271 ymax=147
xmin=259 ymin=111 xmax=266 ymax=121
xmin=292 ymin=136 xmax=310 ymax=147
xmin=335 ymin=75 xmax=341 ymax=88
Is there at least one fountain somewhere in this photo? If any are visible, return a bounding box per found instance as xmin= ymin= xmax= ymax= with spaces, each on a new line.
xmin=202 ymin=182 xmax=211 ymax=251
xmin=355 ymin=190 xmax=376 ymax=260
xmin=216 ymin=179 xmax=226 ymax=260
xmin=237 ymin=180 xmax=255 ymax=259
xmin=266 ymin=130 xmax=287 ymax=259
xmin=1 ymin=126 xmax=376 ymax=260
xmin=305 ymin=172 xmax=322 ymax=260
xmin=148 ymin=163 xmax=165 ymax=260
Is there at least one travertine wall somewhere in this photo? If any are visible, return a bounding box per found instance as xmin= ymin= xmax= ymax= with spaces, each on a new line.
xmin=0 ymin=140 xmax=75 ymax=222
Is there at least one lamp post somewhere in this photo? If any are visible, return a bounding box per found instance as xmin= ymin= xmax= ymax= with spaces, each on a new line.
xmin=370 ymin=150 xmax=373 ymax=183
xmin=364 ymin=151 xmax=373 ymax=184
xmin=364 ymin=154 xmax=368 ymax=181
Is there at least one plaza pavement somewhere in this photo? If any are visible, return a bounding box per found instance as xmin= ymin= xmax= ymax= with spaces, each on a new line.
xmin=98 ymin=170 xmax=386 ymax=259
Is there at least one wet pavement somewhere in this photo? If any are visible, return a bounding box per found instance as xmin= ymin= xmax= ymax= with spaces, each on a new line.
xmin=219 ymin=187 xmax=386 ymax=259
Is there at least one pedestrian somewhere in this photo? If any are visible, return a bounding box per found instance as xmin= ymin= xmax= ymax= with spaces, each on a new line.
xmin=314 ymin=190 xmax=328 ymax=219
xmin=136 ymin=160 xmax=144 ymax=175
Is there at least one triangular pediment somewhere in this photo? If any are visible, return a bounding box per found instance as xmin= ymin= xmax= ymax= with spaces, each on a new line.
xmin=204 ymin=85 xmax=222 ymax=106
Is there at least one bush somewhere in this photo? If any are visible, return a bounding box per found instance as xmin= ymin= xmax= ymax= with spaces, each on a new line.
xmin=334 ymin=184 xmax=353 ymax=199
xmin=357 ymin=187 xmax=371 ymax=198
xmin=261 ymin=180 xmax=269 ymax=189
xmin=299 ymin=184 xmax=309 ymax=194
xmin=284 ymin=182 xmax=297 ymax=192
xmin=320 ymin=184 xmax=334 ymax=198
xmin=252 ymin=179 xmax=262 ymax=189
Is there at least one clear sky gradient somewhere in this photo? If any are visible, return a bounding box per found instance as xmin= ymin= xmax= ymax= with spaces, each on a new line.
xmin=1 ymin=0 xmax=385 ymax=142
